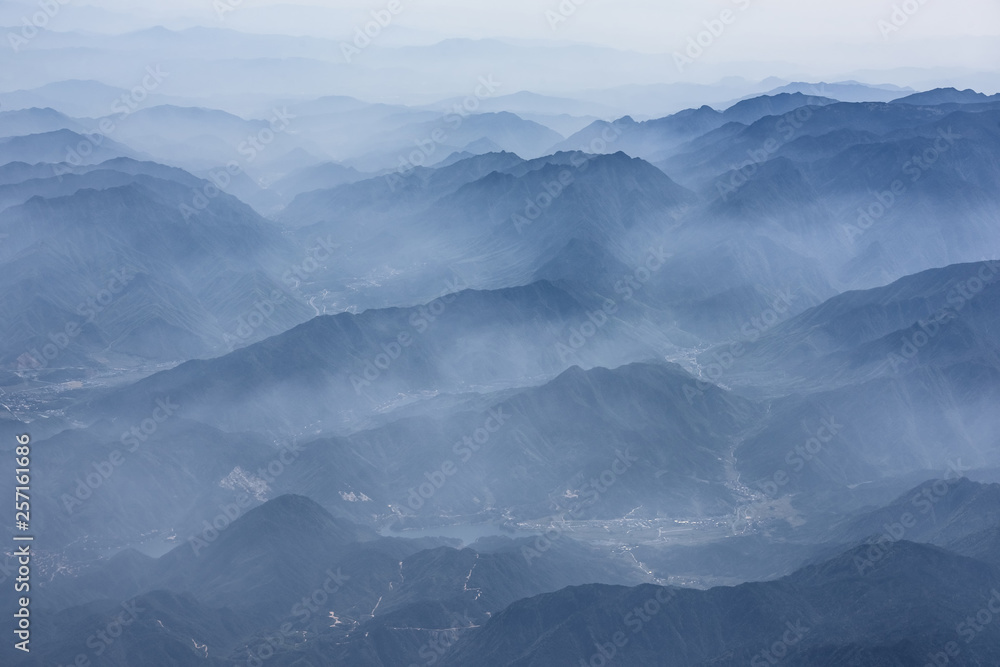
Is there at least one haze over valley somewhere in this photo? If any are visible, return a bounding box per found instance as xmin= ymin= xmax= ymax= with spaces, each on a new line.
xmin=2 ymin=1 xmax=1000 ymax=665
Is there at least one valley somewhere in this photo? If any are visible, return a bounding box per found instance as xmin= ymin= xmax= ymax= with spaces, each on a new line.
xmin=1 ymin=14 xmax=999 ymax=663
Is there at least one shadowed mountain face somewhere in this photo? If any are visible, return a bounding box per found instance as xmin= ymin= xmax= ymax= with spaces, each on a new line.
xmin=80 ymin=280 xmax=672 ymax=434
xmin=248 ymin=362 xmax=760 ymax=526
xmin=3 ymin=67 xmax=1000 ymax=667
xmin=891 ymin=87 xmax=1000 ymax=106
xmin=690 ymin=261 xmax=1000 ymax=502
xmin=832 ymin=478 xmax=1000 ymax=548
xmin=441 ymin=541 xmax=1000 ymax=667
xmin=0 ymin=172 xmax=314 ymax=374
xmin=275 ymin=150 xmax=698 ymax=314
xmin=711 ymin=260 xmax=1000 ymax=384
xmin=33 ymin=359 xmax=756 ymax=557
xmin=552 ymin=93 xmax=839 ymax=162
xmin=13 ymin=475 xmax=1000 ymax=666
xmin=18 ymin=495 xmax=648 ymax=666
xmin=0 ymin=107 xmax=87 ymax=138
xmin=0 ymin=129 xmax=144 ymax=165
xmin=259 ymin=102 xmax=1000 ymax=346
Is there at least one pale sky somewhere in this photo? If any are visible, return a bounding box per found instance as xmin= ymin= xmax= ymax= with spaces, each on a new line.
xmin=348 ymin=0 xmax=997 ymax=48
xmin=27 ymin=0 xmax=1000 ymax=54
xmin=2 ymin=0 xmax=998 ymax=93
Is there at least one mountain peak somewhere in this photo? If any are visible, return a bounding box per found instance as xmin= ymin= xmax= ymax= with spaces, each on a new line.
xmin=891 ymin=87 xmax=997 ymax=106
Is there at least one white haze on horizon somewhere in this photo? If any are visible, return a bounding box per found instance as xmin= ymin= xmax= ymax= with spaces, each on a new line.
xmin=0 ymin=0 xmax=998 ymax=103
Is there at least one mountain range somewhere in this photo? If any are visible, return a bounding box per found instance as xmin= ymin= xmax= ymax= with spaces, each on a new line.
xmin=3 ymin=82 xmax=1000 ymax=666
